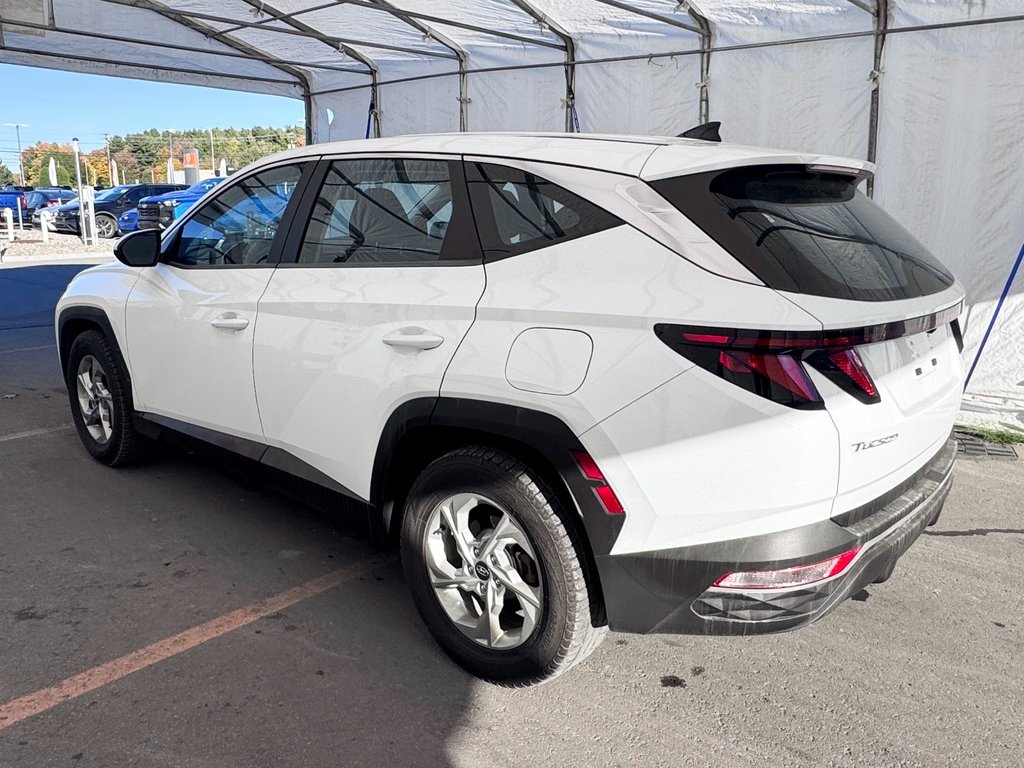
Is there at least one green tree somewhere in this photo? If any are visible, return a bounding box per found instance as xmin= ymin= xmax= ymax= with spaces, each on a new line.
xmin=0 ymin=162 xmax=14 ymax=187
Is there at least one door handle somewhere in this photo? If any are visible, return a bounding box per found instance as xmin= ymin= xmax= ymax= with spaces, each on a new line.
xmin=210 ymin=314 xmax=249 ymax=331
xmin=382 ymin=329 xmax=444 ymax=350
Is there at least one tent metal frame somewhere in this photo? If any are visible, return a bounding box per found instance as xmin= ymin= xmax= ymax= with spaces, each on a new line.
xmin=221 ymin=0 xmax=563 ymax=51
xmin=4 ymin=1 xmax=1024 ymax=148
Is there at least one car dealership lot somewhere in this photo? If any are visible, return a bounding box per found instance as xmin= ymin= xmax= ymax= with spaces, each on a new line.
xmin=1 ymin=265 xmax=1022 ymax=768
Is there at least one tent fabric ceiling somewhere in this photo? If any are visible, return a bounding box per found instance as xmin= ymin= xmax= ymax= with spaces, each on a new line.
xmin=2 ymin=0 xmax=1024 ymax=424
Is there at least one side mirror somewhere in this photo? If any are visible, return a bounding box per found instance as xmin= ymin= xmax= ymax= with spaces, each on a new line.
xmin=114 ymin=229 xmax=161 ymax=268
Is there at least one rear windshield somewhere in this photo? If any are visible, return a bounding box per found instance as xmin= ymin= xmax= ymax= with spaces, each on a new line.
xmin=650 ymin=165 xmax=954 ymax=301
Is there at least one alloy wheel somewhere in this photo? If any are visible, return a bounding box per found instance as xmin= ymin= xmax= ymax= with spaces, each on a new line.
xmin=75 ymin=354 xmax=114 ymax=445
xmin=423 ymin=493 xmax=543 ymax=650
xmin=96 ymin=217 xmax=116 ymax=238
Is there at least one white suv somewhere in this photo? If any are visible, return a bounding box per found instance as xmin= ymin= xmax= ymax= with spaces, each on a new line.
xmin=57 ymin=133 xmax=964 ymax=685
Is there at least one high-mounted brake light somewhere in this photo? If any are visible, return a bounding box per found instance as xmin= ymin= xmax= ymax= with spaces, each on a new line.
xmin=713 ymin=547 xmax=860 ymax=590
xmin=571 ymin=451 xmax=625 ymax=515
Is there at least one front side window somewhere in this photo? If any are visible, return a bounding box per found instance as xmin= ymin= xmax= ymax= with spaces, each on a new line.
xmin=298 ymin=159 xmax=455 ymax=264
xmin=169 ymin=164 xmax=303 ymax=268
xmin=466 ymin=162 xmax=623 ymax=260
xmin=650 ymin=165 xmax=954 ymax=301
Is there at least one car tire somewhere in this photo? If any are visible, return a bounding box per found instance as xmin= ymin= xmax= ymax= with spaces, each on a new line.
xmin=66 ymin=330 xmax=145 ymax=466
xmin=401 ymin=446 xmax=606 ymax=686
xmin=95 ymin=214 xmax=118 ymax=239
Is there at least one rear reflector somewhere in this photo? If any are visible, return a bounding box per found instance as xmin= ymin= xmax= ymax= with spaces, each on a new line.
xmin=571 ymin=451 xmax=625 ymax=515
xmin=713 ymin=547 xmax=860 ymax=590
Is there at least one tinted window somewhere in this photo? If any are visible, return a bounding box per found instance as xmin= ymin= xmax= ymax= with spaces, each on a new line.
xmin=466 ymin=163 xmax=622 ymax=259
xmin=299 ymin=159 xmax=455 ymax=264
xmin=95 ymin=186 xmax=131 ymax=203
xmin=650 ymin=165 xmax=954 ymax=301
xmin=169 ymin=164 xmax=303 ymax=268
xmin=124 ymin=187 xmax=150 ymax=204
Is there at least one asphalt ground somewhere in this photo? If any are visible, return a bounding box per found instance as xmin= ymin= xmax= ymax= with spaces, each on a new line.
xmin=0 ymin=264 xmax=1022 ymax=767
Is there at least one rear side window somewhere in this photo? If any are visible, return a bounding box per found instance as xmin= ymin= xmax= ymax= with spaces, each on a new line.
xmin=466 ymin=163 xmax=622 ymax=260
xmin=650 ymin=165 xmax=954 ymax=301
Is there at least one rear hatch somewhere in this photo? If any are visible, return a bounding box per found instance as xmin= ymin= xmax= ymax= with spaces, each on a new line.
xmin=647 ymin=159 xmax=965 ymax=513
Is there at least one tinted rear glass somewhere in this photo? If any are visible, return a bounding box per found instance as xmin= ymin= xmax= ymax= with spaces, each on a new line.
xmin=650 ymin=165 xmax=954 ymax=301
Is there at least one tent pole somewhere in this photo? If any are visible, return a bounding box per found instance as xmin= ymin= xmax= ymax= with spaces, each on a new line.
xmin=866 ymin=0 xmax=889 ymax=197
xmin=508 ymin=0 xmax=576 ymax=132
xmin=686 ymin=4 xmax=713 ymax=125
xmin=3 ymin=16 xmax=366 ymax=76
xmin=304 ymin=90 xmax=314 ymax=145
xmin=0 ymin=44 xmax=297 ymax=88
xmin=101 ymin=0 xmax=456 ymax=60
xmin=362 ymin=0 xmax=469 ymax=131
xmin=231 ymin=0 xmax=563 ymax=51
xmin=591 ymin=0 xmax=700 ymax=34
xmin=233 ymin=0 xmax=381 ymax=136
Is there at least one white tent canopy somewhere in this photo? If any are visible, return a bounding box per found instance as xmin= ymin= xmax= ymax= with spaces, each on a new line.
xmin=2 ymin=0 xmax=1023 ymax=427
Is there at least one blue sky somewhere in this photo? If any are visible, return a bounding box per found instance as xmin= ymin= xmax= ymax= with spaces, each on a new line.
xmin=0 ymin=64 xmax=304 ymax=168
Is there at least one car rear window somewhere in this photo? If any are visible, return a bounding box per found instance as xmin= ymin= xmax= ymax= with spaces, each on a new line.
xmin=649 ymin=165 xmax=954 ymax=301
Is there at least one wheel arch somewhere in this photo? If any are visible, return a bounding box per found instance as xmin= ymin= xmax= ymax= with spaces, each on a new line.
xmin=57 ymin=306 xmax=128 ymax=385
xmin=371 ymin=397 xmax=623 ymax=626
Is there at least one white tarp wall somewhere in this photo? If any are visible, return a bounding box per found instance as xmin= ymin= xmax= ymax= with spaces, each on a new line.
xmin=2 ymin=0 xmax=1023 ymax=427
xmin=873 ymin=0 xmax=1024 ymax=428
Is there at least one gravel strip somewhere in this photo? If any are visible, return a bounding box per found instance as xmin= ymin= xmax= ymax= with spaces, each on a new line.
xmin=0 ymin=230 xmax=114 ymax=262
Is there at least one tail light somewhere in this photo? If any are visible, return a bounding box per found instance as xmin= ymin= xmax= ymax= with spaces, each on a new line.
xmin=571 ymin=451 xmax=625 ymax=515
xmin=808 ymin=348 xmax=879 ymax=404
xmin=713 ymin=547 xmax=860 ymax=590
xmin=655 ymin=324 xmax=888 ymax=409
xmin=46 ymin=200 xmax=60 ymax=207
xmin=19 ymin=195 xmax=27 ymax=208
xmin=656 ymin=304 xmax=962 ymax=409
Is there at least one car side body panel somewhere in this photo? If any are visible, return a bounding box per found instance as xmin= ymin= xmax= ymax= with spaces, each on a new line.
xmin=125 ymin=263 xmax=275 ymax=441
xmin=55 ymin=261 xmax=139 ymax=398
xmin=253 ymin=262 xmax=486 ymax=499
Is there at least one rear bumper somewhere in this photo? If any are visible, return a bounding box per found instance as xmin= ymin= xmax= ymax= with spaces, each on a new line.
xmin=52 ymin=218 xmax=78 ymax=233
xmin=598 ymin=435 xmax=955 ymax=635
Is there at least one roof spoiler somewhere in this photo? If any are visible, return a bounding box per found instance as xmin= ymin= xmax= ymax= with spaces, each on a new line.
xmin=678 ymin=121 xmax=721 ymax=142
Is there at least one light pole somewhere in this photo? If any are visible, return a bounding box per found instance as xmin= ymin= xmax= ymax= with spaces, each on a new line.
xmin=5 ymin=123 xmax=29 ymax=186
xmin=72 ymin=137 xmax=85 ymax=242
xmin=165 ymin=128 xmax=177 ymax=182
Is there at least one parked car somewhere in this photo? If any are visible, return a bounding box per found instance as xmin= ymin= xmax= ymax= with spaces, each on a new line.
xmin=56 ymin=133 xmax=964 ymax=685
xmin=52 ymin=183 xmax=187 ymax=238
xmin=26 ymin=189 xmax=77 ymax=225
xmin=117 ymin=208 xmax=139 ymax=235
xmin=137 ymin=177 xmax=227 ymax=231
xmin=0 ymin=188 xmax=29 ymax=222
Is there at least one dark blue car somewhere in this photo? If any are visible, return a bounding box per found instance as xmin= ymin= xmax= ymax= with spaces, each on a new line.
xmin=52 ymin=183 xmax=187 ymax=238
xmin=137 ymin=177 xmax=226 ymax=231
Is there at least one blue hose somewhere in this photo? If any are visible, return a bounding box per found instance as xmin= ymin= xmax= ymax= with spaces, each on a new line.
xmin=965 ymin=238 xmax=1024 ymax=389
